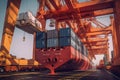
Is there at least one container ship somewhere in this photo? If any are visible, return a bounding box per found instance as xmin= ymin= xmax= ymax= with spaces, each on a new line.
xmin=35 ymin=28 xmax=92 ymax=74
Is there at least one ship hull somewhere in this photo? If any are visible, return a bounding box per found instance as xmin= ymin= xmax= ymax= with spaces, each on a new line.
xmin=35 ymin=46 xmax=91 ymax=74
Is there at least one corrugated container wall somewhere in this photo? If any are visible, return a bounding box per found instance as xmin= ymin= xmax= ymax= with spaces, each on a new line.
xmin=59 ymin=28 xmax=83 ymax=54
xmin=83 ymin=46 xmax=88 ymax=56
xmin=47 ymin=29 xmax=59 ymax=48
xmin=59 ymin=28 xmax=76 ymax=39
xmin=47 ymin=30 xmax=58 ymax=38
xmin=36 ymin=32 xmax=46 ymax=48
xmin=81 ymin=44 xmax=84 ymax=55
xmin=47 ymin=38 xmax=59 ymax=48
xmin=59 ymin=37 xmax=76 ymax=48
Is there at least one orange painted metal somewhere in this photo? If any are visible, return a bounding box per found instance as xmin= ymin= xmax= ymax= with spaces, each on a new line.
xmin=35 ymin=46 xmax=91 ymax=74
xmin=36 ymin=0 xmax=114 ymax=60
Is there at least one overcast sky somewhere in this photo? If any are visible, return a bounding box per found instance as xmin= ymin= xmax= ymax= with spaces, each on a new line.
xmin=0 ymin=0 xmax=113 ymax=65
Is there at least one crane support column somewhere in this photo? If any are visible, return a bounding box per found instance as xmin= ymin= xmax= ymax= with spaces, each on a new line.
xmin=0 ymin=0 xmax=21 ymax=54
xmin=112 ymin=0 xmax=120 ymax=66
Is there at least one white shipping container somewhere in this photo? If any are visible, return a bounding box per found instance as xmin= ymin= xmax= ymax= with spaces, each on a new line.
xmin=16 ymin=12 xmax=42 ymax=30
xmin=35 ymin=19 xmax=42 ymax=29
xmin=24 ymin=11 xmax=36 ymax=21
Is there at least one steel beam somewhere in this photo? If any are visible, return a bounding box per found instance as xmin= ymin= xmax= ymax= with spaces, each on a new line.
xmin=112 ymin=0 xmax=120 ymax=65
xmin=1 ymin=0 xmax=21 ymax=54
xmin=44 ymin=0 xmax=114 ymax=19
xmin=49 ymin=0 xmax=60 ymax=10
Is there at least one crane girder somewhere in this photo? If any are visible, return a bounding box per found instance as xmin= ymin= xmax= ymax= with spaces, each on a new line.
xmin=84 ymin=41 xmax=107 ymax=46
xmin=89 ymin=49 xmax=107 ymax=52
xmin=81 ymin=37 xmax=108 ymax=43
xmin=90 ymin=26 xmax=112 ymax=32
xmin=49 ymin=0 xmax=61 ymax=10
xmin=64 ymin=0 xmax=78 ymax=9
xmin=89 ymin=51 xmax=107 ymax=55
xmin=75 ymin=0 xmax=113 ymax=9
xmin=85 ymin=31 xmax=111 ymax=37
xmin=89 ymin=50 xmax=107 ymax=54
xmin=85 ymin=43 xmax=108 ymax=47
xmin=87 ymin=47 xmax=108 ymax=50
xmin=44 ymin=0 xmax=114 ymax=19
xmin=45 ymin=0 xmax=56 ymax=12
xmin=87 ymin=45 xmax=108 ymax=49
xmin=47 ymin=8 xmax=113 ymax=21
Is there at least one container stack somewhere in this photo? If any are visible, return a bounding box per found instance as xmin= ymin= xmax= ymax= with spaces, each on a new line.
xmin=36 ymin=28 xmax=88 ymax=56
xmin=36 ymin=32 xmax=46 ymax=48
xmin=59 ymin=28 xmax=89 ymax=56
xmin=47 ymin=30 xmax=59 ymax=48
xmin=82 ymin=45 xmax=88 ymax=56
xmin=59 ymin=28 xmax=76 ymax=48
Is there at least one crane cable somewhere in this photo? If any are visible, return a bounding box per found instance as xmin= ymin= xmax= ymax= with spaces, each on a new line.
xmin=23 ymin=31 xmax=26 ymax=42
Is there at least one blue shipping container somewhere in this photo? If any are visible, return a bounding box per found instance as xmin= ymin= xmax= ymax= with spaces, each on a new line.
xmin=81 ymin=44 xmax=84 ymax=55
xmin=59 ymin=37 xmax=76 ymax=47
xmin=59 ymin=28 xmax=76 ymax=39
xmin=36 ymin=39 xmax=46 ymax=48
xmin=36 ymin=32 xmax=46 ymax=40
xmin=47 ymin=38 xmax=58 ymax=48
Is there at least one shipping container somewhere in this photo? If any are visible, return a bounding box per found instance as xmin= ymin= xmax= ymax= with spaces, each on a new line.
xmin=35 ymin=28 xmax=88 ymax=54
xmin=36 ymin=32 xmax=46 ymax=40
xmin=47 ymin=38 xmax=58 ymax=48
xmin=81 ymin=44 xmax=84 ymax=55
xmin=59 ymin=37 xmax=76 ymax=48
xmin=75 ymin=36 xmax=81 ymax=45
xmin=83 ymin=46 xmax=88 ymax=56
xmin=24 ymin=11 xmax=35 ymax=21
xmin=18 ymin=12 xmax=35 ymax=23
xmin=78 ymin=45 xmax=82 ymax=52
xmin=59 ymin=28 xmax=76 ymax=39
xmin=36 ymin=32 xmax=47 ymax=49
xmin=16 ymin=11 xmax=42 ymax=34
xmin=47 ymin=29 xmax=58 ymax=38
xmin=36 ymin=39 xmax=46 ymax=49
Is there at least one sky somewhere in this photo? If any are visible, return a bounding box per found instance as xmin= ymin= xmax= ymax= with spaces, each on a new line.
xmin=0 ymin=0 xmax=113 ymax=65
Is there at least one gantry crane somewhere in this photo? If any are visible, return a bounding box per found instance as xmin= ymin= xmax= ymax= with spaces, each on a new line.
xmin=36 ymin=0 xmax=120 ymax=73
xmin=0 ymin=0 xmax=120 ymax=74
xmin=36 ymin=0 xmax=113 ymax=60
xmin=0 ymin=0 xmax=40 ymax=72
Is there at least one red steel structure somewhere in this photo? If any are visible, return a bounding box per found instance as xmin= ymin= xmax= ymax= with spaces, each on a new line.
xmin=35 ymin=46 xmax=91 ymax=74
